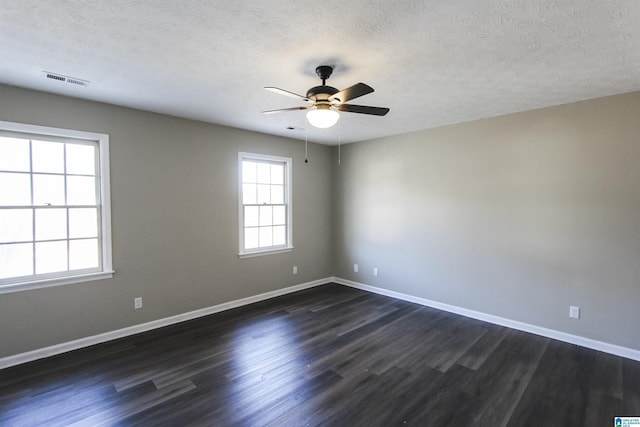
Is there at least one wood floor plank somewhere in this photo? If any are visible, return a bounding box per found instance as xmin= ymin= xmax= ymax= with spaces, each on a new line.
xmin=623 ymin=358 xmax=640 ymax=415
xmin=1 ymin=283 xmax=638 ymax=426
xmin=457 ymin=330 xmax=549 ymax=427
xmin=457 ymin=325 xmax=510 ymax=370
xmin=506 ymin=341 xmax=594 ymax=426
xmin=395 ymin=363 xmax=477 ymax=425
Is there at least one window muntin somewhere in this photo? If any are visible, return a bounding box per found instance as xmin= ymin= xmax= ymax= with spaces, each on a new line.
xmin=0 ymin=121 xmax=113 ymax=293
xmin=239 ymin=153 xmax=292 ymax=256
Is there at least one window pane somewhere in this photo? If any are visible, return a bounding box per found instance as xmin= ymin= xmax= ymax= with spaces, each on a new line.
xmin=0 ymin=243 xmax=33 ymax=279
xmin=67 ymin=176 xmax=96 ymax=205
xmin=239 ymin=155 xmax=290 ymax=255
xmin=273 ymin=225 xmax=286 ymax=246
xmin=242 ymin=161 xmax=256 ymax=183
xmin=257 ymin=163 xmax=270 ymax=184
xmin=0 ymin=122 xmax=111 ymax=286
xmin=257 ymin=184 xmax=270 ymax=204
xmin=273 ymin=206 xmax=286 ymax=226
xmin=244 ymin=227 xmax=259 ymax=249
xmin=271 ymin=185 xmax=284 ymax=204
xmin=0 ymin=136 xmax=30 ymax=172
xmin=259 ymin=205 xmax=272 ymax=226
xmin=0 ymin=209 xmax=33 ymax=243
xmin=69 ymin=208 xmax=98 ymax=238
xmin=32 ymin=140 xmax=64 ymax=173
xmin=66 ymin=143 xmax=96 ymax=175
xmin=69 ymin=239 xmax=99 ymax=270
xmin=35 ymin=241 xmax=68 ymax=274
xmin=244 ymin=206 xmax=258 ymax=227
xmin=242 ymin=184 xmax=256 ymax=205
xmin=0 ymin=172 xmax=31 ymax=206
xmin=33 ymin=174 xmax=65 ymax=205
xmin=271 ymin=164 xmax=284 ymax=185
xmin=35 ymin=208 xmax=67 ymax=241
xmin=259 ymin=226 xmax=273 ymax=247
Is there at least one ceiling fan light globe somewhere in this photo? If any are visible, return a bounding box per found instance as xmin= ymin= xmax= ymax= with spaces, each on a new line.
xmin=306 ymin=108 xmax=340 ymax=128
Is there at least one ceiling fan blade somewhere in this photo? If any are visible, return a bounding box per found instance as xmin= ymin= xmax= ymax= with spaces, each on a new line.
xmin=261 ymin=106 xmax=310 ymax=114
xmin=264 ymin=87 xmax=309 ymax=102
xmin=337 ymin=104 xmax=390 ymax=116
xmin=329 ymin=83 xmax=374 ymax=103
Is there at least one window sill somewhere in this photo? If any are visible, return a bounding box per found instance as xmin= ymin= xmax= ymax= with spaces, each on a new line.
xmin=0 ymin=271 xmax=115 ymax=294
xmin=238 ymin=247 xmax=293 ymax=259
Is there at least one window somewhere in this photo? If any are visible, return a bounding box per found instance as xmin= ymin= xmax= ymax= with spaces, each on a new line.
xmin=238 ymin=152 xmax=292 ymax=257
xmin=0 ymin=121 xmax=113 ymax=293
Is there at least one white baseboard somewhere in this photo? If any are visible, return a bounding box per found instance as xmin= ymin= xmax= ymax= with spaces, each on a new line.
xmin=0 ymin=277 xmax=331 ymax=370
xmin=333 ymin=277 xmax=640 ymax=362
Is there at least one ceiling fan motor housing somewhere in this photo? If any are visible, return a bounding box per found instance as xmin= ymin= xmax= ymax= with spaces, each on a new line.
xmin=306 ymin=85 xmax=339 ymax=100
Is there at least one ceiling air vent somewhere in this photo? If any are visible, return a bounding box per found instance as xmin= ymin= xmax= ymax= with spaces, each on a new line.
xmin=43 ymin=71 xmax=89 ymax=87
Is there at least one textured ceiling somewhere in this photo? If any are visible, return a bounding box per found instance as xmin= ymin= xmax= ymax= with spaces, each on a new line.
xmin=1 ymin=1 xmax=640 ymax=145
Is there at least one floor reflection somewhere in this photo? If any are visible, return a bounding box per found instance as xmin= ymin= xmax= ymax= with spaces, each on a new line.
xmin=227 ymin=313 xmax=307 ymax=422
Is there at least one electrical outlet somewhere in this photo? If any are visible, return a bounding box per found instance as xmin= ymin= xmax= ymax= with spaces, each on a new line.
xmin=293 ymin=266 xmax=298 ymax=275
xmin=134 ymin=297 xmax=142 ymax=310
xmin=569 ymin=305 xmax=580 ymax=319
xmin=373 ymin=267 xmax=378 ymax=277
xmin=354 ymin=263 xmax=359 ymax=273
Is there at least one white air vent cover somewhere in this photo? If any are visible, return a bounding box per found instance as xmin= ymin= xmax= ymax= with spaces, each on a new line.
xmin=43 ymin=71 xmax=89 ymax=87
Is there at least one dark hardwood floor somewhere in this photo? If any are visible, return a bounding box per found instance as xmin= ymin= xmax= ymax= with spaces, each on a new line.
xmin=1 ymin=283 xmax=639 ymax=426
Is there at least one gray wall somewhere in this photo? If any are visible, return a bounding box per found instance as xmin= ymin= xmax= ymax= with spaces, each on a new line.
xmin=0 ymin=84 xmax=333 ymax=358
xmin=333 ymin=92 xmax=640 ymax=351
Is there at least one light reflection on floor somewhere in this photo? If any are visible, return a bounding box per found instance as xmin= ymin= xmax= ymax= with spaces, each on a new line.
xmin=228 ymin=313 xmax=308 ymax=422
xmin=1 ymin=375 xmax=116 ymax=426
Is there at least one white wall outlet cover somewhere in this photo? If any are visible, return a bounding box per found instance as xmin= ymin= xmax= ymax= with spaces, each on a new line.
xmin=354 ymin=264 xmax=359 ymax=273
xmin=569 ymin=306 xmax=580 ymax=319
xmin=293 ymin=266 xmax=298 ymax=274
xmin=373 ymin=267 xmax=378 ymax=276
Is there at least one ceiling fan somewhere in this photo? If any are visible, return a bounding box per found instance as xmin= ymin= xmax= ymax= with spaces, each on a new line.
xmin=262 ymin=65 xmax=390 ymax=128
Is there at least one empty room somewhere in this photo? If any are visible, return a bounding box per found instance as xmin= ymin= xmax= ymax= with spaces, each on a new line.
xmin=1 ymin=1 xmax=639 ymax=426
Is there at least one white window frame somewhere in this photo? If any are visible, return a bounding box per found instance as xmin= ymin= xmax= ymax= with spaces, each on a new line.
xmin=0 ymin=120 xmax=114 ymax=294
xmin=238 ymin=152 xmax=293 ymax=258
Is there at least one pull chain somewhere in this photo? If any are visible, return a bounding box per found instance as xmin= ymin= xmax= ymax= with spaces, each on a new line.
xmin=304 ymin=119 xmax=309 ymax=163
xmin=338 ymin=117 xmax=341 ymax=165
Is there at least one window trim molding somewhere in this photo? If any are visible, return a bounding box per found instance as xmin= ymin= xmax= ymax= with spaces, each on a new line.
xmin=0 ymin=120 xmax=114 ymax=293
xmin=238 ymin=152 xmax=293 ymax=257
xmin=0 ymin=271 xmax=114 ymax=295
